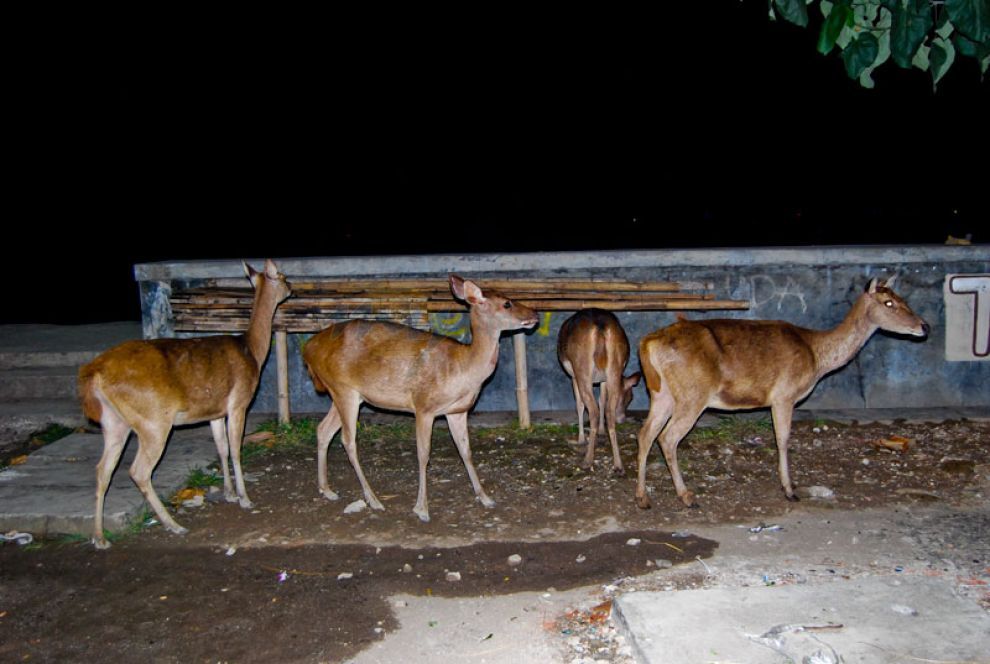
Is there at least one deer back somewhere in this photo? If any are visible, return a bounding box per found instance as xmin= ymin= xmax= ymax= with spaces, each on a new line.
xmin=558 ymin=309 xmax=631 ymax=383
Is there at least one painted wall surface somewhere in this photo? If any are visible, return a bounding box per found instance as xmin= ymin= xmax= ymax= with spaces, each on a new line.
xmin=135 ymin=246 xmax=990 ymax=415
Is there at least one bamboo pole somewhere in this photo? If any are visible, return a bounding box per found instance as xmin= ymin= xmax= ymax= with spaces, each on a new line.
xmin=513 ymin=334 xmax=530 ymax=430
xmin=275 ymin=331 xmax=290 ymax=424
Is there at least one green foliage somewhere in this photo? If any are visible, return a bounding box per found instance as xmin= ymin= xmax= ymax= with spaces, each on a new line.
xmin=771 ymin=0 xmax=990 ymax=89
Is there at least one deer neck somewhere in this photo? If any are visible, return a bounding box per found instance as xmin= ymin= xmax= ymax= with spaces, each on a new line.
xmin=244 ymin=283 xmax=278 ymax=367
xmin=464 ymin=308 xmax=503 ymax=374
xmin=812 ymin=295 xmax=878 ymax=376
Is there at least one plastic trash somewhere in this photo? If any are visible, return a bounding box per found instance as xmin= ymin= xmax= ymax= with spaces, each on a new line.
xmin=1 ymin=531 xmax=33 ymax=545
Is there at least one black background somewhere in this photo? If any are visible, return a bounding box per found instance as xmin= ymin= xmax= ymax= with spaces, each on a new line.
xmin=9 ymin=6 xmax=987 ymax=323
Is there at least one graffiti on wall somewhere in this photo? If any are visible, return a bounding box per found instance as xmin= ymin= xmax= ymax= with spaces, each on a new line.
xmin=742 ymin=275 xmax=809 ymax=313
xmin=945 ymin=274 xmax=990 ymax=361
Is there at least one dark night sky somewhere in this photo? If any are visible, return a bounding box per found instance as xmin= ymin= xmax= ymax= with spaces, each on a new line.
xmin=9 ymin=6 xmax=987 ymax=324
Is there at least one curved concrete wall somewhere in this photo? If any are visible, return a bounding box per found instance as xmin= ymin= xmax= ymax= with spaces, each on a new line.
xmin=136 ymin=245 xmax=990 ymax=415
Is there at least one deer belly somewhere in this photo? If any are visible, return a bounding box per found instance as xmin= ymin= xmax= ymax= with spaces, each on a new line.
xmin=712 ymin=384 xmax=771 ymax=410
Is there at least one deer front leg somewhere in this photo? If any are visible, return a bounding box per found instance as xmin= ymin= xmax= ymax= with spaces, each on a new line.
xmin=209 ymin=417 xmax=236 ymax=502
xmin=316 ymin=405 xmax=342 ymax=501
xmin=446 ymin=412 xmax=494 ymax=508
xmin=412 ymin=413 xmax=436 ymax=522
xmin=226 ymin=408 xmax=253 ymax=509
xmin=771 ymin=402 xmax=798 ymax=501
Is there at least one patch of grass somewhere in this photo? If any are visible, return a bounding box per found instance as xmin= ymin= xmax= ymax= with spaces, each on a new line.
xmin=688 ymin=415 xmax=772 ymax=444
xmin=35 ymin=423 xmax=75 ymax=444
xmin=185 ymin=467 xmax=222 ymax=488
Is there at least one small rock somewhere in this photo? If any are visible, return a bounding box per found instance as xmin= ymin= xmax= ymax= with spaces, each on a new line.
xmin=344 ymin=499 xmax=367 ymax=514
xmin=337 ymin=572 xmax=353 ymax=580
xmin=576 ymin=554 xmax=587 ymax=563
xmin=181 ymin=494 xmax=204 ymax=508
xmin=801 ymin=485 xmax=835 ymax=499
xmin=507 ymin=554 xmax=523 ymax=567
xmin=626 ymin=538 xmax=641 ymax=546
xmin=402 ymin=563 xmax=413 ymax=573
xmin=446 ymin=571 xmax=461 ymax=582
xmin=891 ymin=604 xmax=918 ymax=616
xmin=654 ymin=559 xmax=673 ymax=569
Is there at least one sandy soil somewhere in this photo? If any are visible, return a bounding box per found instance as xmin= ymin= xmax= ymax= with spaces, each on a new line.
xmin=1 ymin=413 xmax=987 ymax=662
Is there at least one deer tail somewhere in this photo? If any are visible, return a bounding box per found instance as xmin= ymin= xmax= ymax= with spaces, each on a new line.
xmin=77 ymin=363 xmax=103 ymax=422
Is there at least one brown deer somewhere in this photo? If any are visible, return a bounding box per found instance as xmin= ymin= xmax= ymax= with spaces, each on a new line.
xmin=635 ymin=276 xmax=928 ymax=509
xmin=79 ymin=259 xmax=291 ymax=548
xmin=557 ymin=309 xmax=641 ymax=474
xmin=302 ymin=274 xmax=538 ymax=522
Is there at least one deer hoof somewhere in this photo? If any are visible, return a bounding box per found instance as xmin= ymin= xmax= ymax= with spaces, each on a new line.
xmin=238 ymin=498 xmax=254 ymax=510
xmin=224 ymin=491 xmax=239 ymax=503
xmin=166 ymin=523 xmax=189 ymax=536
xmin=479 ymin=495 xmax=496 ymax=509
xmin=680 ymin=492 xmax=699 ymax=508
xmin=635 ymin=495 xmax=652 ymax=510
xmin=413 ymin=506 xmax=430 ymax=523
xmin=368 ymin=497 xmax=385 ymax=511
xmin=612 ymin=466 xmax=626 ymax=477
xmin=321 ymin=488 xmax=340 ymax=501
xmin=784 ymin=492 xmax=800 ymax=503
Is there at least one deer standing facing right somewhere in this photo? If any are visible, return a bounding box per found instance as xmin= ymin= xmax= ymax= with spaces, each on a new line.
xmin=303 ymin=274 xmax=538 ymax=523
xmin=635 ymin=276 xmax=928 ymax=510
xmin=79 ymin=259 xmax=291 ymax=549
xmin=557 ymin=309 xmax=641 ymax=474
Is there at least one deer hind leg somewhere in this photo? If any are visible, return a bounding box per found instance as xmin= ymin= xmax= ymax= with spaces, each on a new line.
xmin=635 ymin=389 xmax=673 ymax=509
xmin=569 ymin=376 xmax=587 ymax=444
xmin=603 ymin=376 xmax=625 ymax=476
xmin=771 ymin=402 xmax=798 ymax=501
xmin=659 ymin=398 xmax=706 ymax=508
xmin=93 ymin=409 xmax=131 ymax=549
xmin=316 ymin=404 xmax=342 ymax=501
xmin=225 ymin=408 xmax=253 ymax=509
xmin=337 ymin=394 xmax=384 ymax=511
xmin=412 ymin=413 xmax=436 ymax=522
xmin=578 ymin=380 xmax=600 ymax=469
xmin=446 ymin=411 xmax=494 ymax=509
xmin=129 ymin=421 xmax=186 ymax=536
xmin=209 ymin=417 xmax=236 ymax=502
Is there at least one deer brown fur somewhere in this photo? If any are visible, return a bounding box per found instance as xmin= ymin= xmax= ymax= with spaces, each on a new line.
xmin=557 ymin=309 xmax=641 ymax=474
xmin=635 ymin=276 xmax=928 ymax=509
xmin=78 ymin=259 xmax=291 ymax=548
xmin=302 ymin=274 xmax=538 ymax=522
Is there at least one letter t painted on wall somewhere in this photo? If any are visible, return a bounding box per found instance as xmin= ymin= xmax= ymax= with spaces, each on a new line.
xmin=950 ymin=275 xmax=990 ymax=357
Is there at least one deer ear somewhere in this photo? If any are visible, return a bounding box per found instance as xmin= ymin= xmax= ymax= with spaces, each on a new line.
xmin=243 ymin=261 xmax=259 ymax=281
xmin=867 ymin=278 xmax=879 ymax=293
xmin=449 ymin=274 xmax=466 ymax=301
xmin=884 ymin=274 xmax=897 ymax=289
xmin=264 ymin=259 xmax=280 ymax=279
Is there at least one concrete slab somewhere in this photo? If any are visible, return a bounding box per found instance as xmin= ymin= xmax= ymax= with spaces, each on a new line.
xmin=0 ymin=425 xmax=219 ymax=538
xmin=613 ymin=576 xmax=990 ymax=664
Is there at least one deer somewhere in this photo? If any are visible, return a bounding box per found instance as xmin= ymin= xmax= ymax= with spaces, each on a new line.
xmin=78 ymin=259 xmax=292 ymax=549
xmin=557 ymin=309 xmax=641 ymax=474
xmin=302 ymin=274 xmax=539 ymax=523
xmin=634 ymin=276 xmax=928 ymax=510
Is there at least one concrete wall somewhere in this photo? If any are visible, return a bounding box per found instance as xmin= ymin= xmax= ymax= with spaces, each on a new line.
xmin=135 ymin=245 xmax=990 ymax=415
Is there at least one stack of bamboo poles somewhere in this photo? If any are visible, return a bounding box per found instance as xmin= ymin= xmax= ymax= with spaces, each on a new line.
xmin=170 ymin=277 xmax=749 ymax=333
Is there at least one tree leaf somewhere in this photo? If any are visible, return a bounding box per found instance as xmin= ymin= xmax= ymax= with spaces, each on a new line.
xmin=891 ymin=0 xmax=935 ymax=68
xmin=860 ymin=26 xmax=893 ymax=87
xmin=912 ymin=42 xmax=931 ymax=70
xmin=945 ymin=0 xmax=990 ymax=42
xmin=843 ymin=32 xmax=881 ymax=78
xmin=774 ymin=0 xmax=809 ymax=27
xmin=930 ymin=36 xmax=957 ymax=89
xmin=819 ymin=3 xmax=854 ymax=54
xmin=952 ymin=30 xmax=980 ymax=57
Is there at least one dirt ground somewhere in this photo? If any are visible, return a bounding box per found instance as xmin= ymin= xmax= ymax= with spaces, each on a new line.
xmin=1 ymin=412 xmax=988 ymax=662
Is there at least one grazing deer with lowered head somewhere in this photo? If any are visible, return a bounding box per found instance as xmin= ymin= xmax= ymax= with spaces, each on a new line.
xmin=558 ymin=309 xmax=641 ymax=474
xmin=79 ymin=259 xmax=291 ymax=549
xmin=302 ymin=274 xmax=539 ymax=522
xmin=635 ymin=276 xmax=928 ymax=509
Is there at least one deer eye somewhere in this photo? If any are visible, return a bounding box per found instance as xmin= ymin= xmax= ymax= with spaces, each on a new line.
xmin=503 ymin=301 xmax=512 ymax=309
xmin=884 ymin=300 xmax=894 ymax=308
